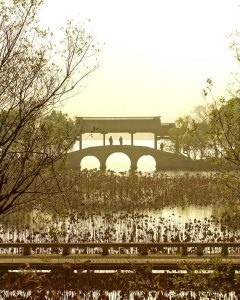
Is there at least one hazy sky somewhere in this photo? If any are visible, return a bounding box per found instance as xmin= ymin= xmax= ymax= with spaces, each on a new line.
xmin=40 ymin=0 xmax=240 ymax=122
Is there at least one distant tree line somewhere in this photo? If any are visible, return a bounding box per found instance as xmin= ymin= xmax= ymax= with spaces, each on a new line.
xmin=169 ymin=96 xmax=240 ymax=168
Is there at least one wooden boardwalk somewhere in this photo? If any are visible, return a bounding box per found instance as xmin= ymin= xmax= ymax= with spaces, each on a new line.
xmin=0 ymin=242 xmax=240 ymax=271
xmin=1 ymin=254 xmax=240 ymax=271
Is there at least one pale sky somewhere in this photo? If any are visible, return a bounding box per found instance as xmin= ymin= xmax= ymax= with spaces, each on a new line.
xmin=39 ymin=0 xmax=240 ymax=122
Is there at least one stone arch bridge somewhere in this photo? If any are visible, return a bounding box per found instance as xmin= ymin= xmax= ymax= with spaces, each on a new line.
xmin=65 ymin=145 xmax=191 ymax=172
xmin=65 ymin=116 xmax=216 ymax=172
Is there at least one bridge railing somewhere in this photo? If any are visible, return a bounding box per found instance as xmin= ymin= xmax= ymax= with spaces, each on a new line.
xmin=0 ymin=242 xmax=239 ymax=256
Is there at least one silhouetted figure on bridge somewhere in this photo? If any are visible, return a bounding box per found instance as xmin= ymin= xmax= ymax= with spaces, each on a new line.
xmin=160 ymin=142 xmax=164 ymax=151
xmin=119 ymin=136 xmax=123 ymax=145
xmin=109 ymin=136 xmax=113 ymax=145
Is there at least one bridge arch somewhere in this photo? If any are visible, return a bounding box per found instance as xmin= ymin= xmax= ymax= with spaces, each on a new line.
xmin=106 ymin=152 xmax=131 ymax=172
xmin=137 ymin=155 xmax=156 ymax=172
xmin=66 ymin=145 xmax=193 ymax=172
xmin=80 ymin=155 xmax=100 ymax=170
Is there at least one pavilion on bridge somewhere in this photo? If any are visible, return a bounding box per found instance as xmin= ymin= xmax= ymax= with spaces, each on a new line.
xmin=75 ymin=116 xmax=175 ymax=150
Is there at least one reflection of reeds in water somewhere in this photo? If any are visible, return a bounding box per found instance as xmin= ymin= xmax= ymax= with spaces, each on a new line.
xmin=0 ymin=205 xmax=230 ymax=244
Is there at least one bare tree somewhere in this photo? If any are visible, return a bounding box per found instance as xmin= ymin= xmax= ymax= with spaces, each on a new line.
xmin=202 ymin=77 xmax=240 ymax=198
xmin=0 ymin=0 xmax=99 ymax=214
xmin=203 ymin=78 xmax=240 ymax=167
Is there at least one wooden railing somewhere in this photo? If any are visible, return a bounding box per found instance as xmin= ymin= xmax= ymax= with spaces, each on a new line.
xmin=0 ymin=242 xmax=239 ymax=256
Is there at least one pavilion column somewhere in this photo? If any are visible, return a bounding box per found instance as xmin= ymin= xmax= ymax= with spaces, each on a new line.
xmin=131 ymin=133 xmax=134 ymax=146
xmin=154 ymin=133 xmax=157 ymax=150
xmin=79 ymin=134 xmax=82 ymax=150
xmin=103 ymin=133 xmax=106 ymax=146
